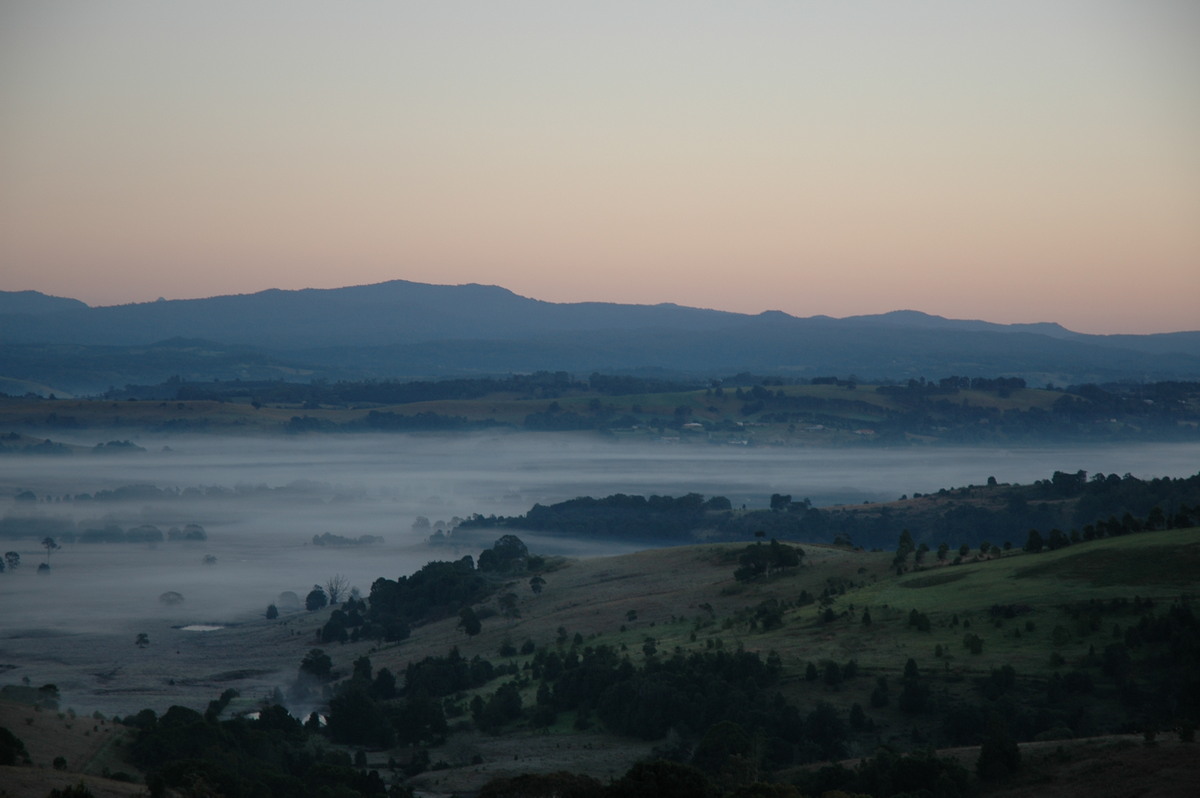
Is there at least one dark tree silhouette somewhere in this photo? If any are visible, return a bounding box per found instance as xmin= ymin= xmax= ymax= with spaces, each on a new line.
xmin=459 ymin=606 xmax=482 ymax=637
xmin=41 ymin=537 xmax=59 ymax=567
xmin=325 ymin=574 xmax=349 ymax=604
xmin=305 ymin=584 xmax=328 ymax=611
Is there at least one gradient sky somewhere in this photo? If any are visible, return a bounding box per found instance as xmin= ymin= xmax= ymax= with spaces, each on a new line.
xmin=2 ymin=1 xmax=1197 ymax=334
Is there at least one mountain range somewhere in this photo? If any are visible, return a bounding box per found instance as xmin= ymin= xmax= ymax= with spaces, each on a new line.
xmin=1 ymin=280 xmax=1198 ymax=394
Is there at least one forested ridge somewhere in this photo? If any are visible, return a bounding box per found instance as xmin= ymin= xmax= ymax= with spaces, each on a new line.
xmin=458 ymin=470 xmax=1200 ymax=551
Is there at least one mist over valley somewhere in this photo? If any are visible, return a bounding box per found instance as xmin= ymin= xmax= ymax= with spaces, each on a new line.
xmin=3 ymin=431 xmax=1199 ymax=719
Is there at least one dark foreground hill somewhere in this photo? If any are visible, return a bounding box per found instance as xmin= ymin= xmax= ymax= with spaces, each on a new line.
xmin=2 ymin=281 xmax=1199 ymax=393
xmin=2 ymin=523 xmax=1198 ymax=797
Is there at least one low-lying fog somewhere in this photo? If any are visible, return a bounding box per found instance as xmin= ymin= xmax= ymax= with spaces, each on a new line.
xmin=2 ymin=432 xmax=1198 ymax=714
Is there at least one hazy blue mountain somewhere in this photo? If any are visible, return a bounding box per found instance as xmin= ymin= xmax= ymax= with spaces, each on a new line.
xmin=1 ymin=281 xmax=1197 ymax=393
xmin=0 ymin=281 xmax=742 ymax=349
xmin=0 ymin=289 xmax=89 ymax=316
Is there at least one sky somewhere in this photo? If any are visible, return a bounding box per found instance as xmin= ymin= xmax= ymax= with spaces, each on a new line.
xmin=1 ymin=1 xmax=1197 ymax=334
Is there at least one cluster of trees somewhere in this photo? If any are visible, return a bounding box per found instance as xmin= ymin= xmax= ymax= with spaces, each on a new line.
xmin=732 ymin=538 xmax=805 ymax=581
xmin=287 ymin=411 xmax=495 ymax=434
xmin=311 ymin=532 xmax=383 ymax=547
xmin=878 ymin=375 xmax=1028 ymax=398
xmin=459 ymin=470 xmax=1200 ymax=552
xmin=122 ymin=700 xmax=399 ymax=797
xmin=477 ymin=534 xmax=537 ymax=573
xmin=0 ymin=515 xmax=206 ymax=544
xmin=303 ymin=537 xmax=543 ymax=644
xmin=0 ymin=538 xmax=59 ymax=573
xmin=460 ymin=493 xmax=732 ymax=543
xmin=1022 ymin=484 xmax=1200 ymax=554
xmin=363 ymin=557 xmax=494 ymax=642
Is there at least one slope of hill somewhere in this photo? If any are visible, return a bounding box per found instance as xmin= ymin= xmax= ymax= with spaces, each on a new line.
xmin=2 ymin=282 xmax=1199 ymax=393
xmin=2 ymin=525 xmax=1196 ymax=796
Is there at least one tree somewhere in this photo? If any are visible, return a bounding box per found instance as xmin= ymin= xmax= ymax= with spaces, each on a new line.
xmin=529 ymin=575 xmax=546 ymax=595
xmin=480 ymin=534 xmax=529 ymax=573
xmin=459 ymin=606 xmax=482 ymax=637
xmin=4 ymin=551 xmax=18 ymax=570
xmin=265 ymin=604 xmax=279 ymax=620
xmin=305 ymin=584 xmax=328 ymax=611
xmin=135 ymin=633 xmax=149 ymax=649
xmin=498 ymin=592 xmax=520 ymax=619
xmin=41 ymin=536 xmax=59 ymax=567
xmin=899 ymin=658 xmax=929 ymax=713
xmin=299 ymin=648 xmax=333 ymax=681
xmin=328 ymin=681 xmax=394 ymax=748
xmin=894 ymin=529 xmax=915 ymax=569
xmin=325 ymin=574 xmax=350 ymax=604
xmin=611 ymin=760 xmax=715 ymax=798
xmin=1024 ymin=529 xmax=1045 ymax=553
xmin=976 ymin=717 xmax=1021 ymax=781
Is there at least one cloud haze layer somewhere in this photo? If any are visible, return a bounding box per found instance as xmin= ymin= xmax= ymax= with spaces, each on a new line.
xmin=5 ymin=432 xmax=1200 ymax=625
xmin=2 ymin=1 xmax=1197 ymax=333
xmin=3 ymin=433 xmax=1200 ymax=714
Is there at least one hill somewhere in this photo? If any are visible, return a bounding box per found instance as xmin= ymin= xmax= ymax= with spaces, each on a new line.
xmin=3 ymin=281 xmax=1199 ymax=393
xmin=2 ymin=523 xmax=1197 ymax=796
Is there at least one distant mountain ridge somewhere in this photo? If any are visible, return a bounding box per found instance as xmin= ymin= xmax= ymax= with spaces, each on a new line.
xmin=1 ymin=280 xmax=1198 ymax=393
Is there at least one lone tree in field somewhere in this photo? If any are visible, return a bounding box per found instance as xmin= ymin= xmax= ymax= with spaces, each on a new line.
xmin=325 ymin=574 xmax=350 ymax=604
xmin=3 ymin=552 xmax=17 ymax=570
xmin=305 ymin=585 xmax=328 ymax=612
xmin=529 ymin=575 xmax=546 ymax=595
xmin=41 ymin=537 xmax=59 ymax=567
xmin=135 ymin=633 xmax=149 ymax=649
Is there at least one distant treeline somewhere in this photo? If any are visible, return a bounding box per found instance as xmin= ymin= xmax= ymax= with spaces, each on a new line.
xmin=459 ymin=493 xmax=734 ymax=543
xmin=460 ymin=471 xmax=1200 ymax=551
xmin=102 ymin=370 xmax=701 ymax=404
xmin=0 ymin=517 xmax=206 ymax=543
xmin=284 ymin=410 xmax=500 ymax=434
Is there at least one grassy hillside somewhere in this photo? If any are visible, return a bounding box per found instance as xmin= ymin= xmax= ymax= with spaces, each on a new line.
xmin=317 ymin=528 xmax=1200 ymax=793
xmin=2 ymin=527 xmax=1196 ymax=796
